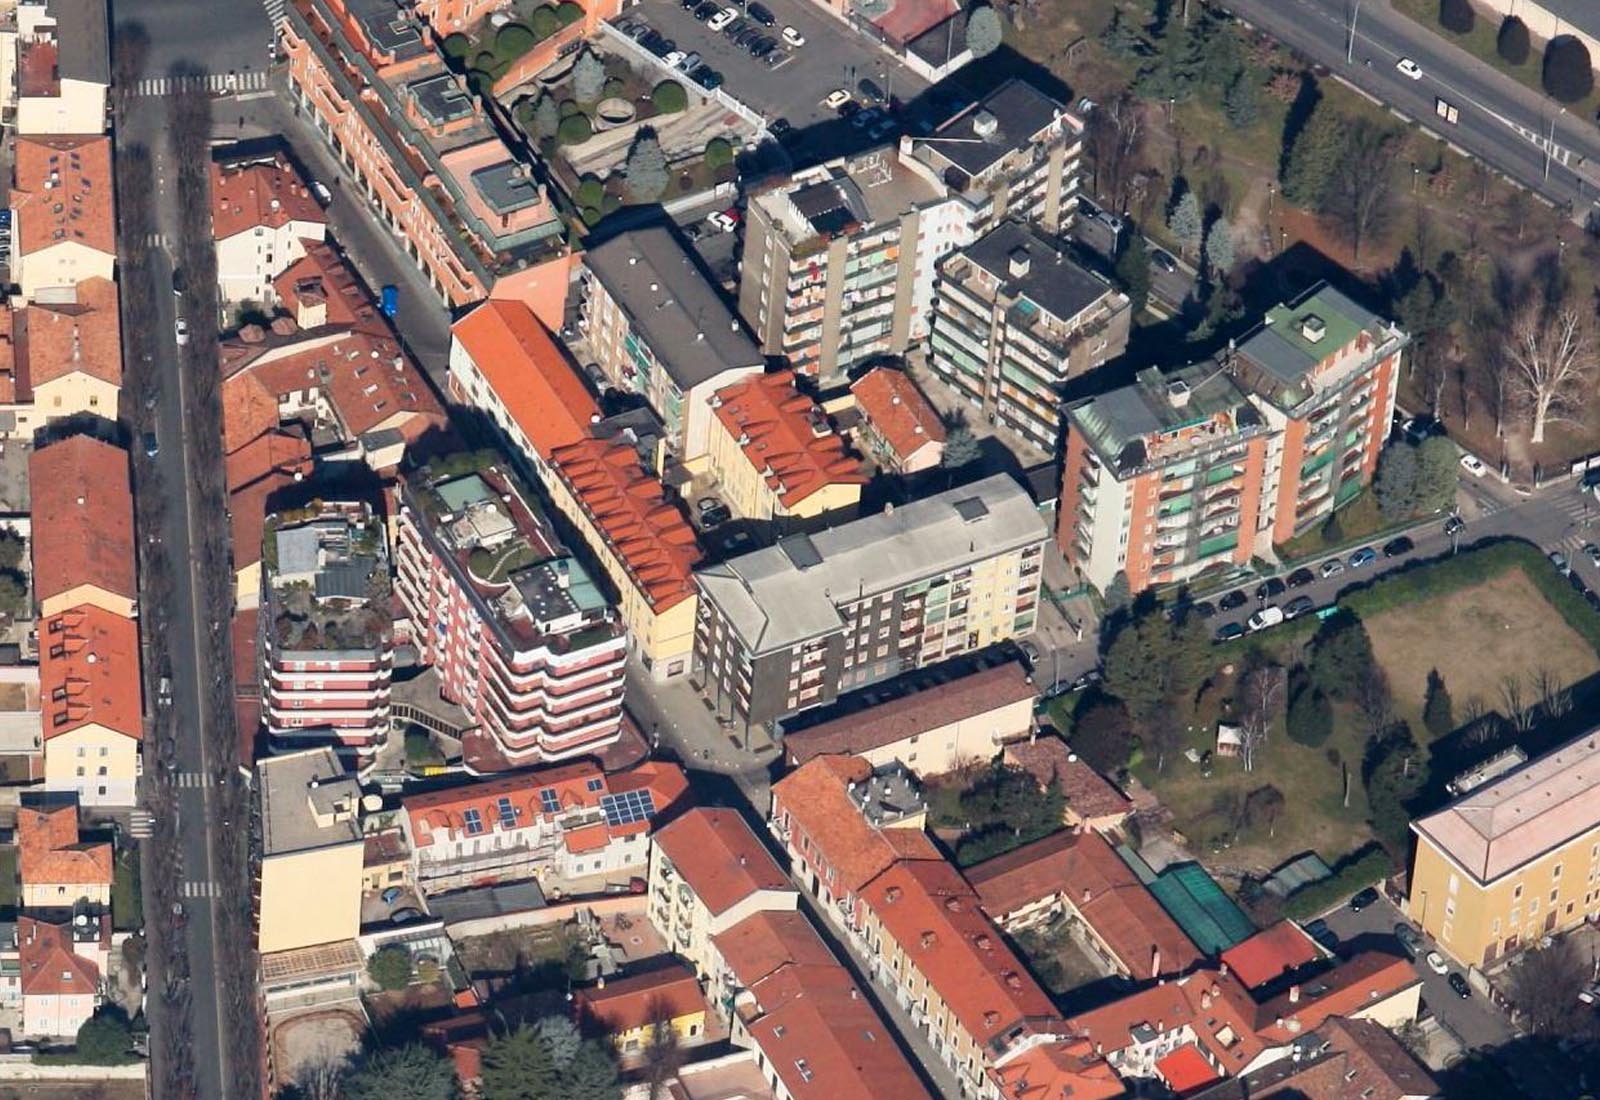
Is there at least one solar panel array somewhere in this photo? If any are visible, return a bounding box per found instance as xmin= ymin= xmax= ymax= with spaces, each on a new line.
xmin=600 ymin=789 xmax=656 ymax=827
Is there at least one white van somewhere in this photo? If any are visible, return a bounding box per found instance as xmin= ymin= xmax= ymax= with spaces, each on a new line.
xmin=1246 ymin=606 xmax=1284 ymax=632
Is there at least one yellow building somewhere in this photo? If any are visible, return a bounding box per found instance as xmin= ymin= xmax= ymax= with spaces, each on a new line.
xmin=1409 ymin=732 xmax=1600 ymax=968
xmin=704 ymin=370 xmax=865 ymax=526
xmin=40 ymin=606 xmax=141 ymax=808
xmin=24 ymin=278 xmax=123 ymax=425
xmin=257 ymin=749 xmax=365 ymax=956
xmin=572 ymin=962 xmax=708 ymax=1057
xmin=10 ymin=136 xmax=116 ymax=302
xmin=17 ymin=797 xmax=113 ymax=910
xmin=30 ymin=435 xmax=137 ymax=621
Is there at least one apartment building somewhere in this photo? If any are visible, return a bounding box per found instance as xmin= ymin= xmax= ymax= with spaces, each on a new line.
xmin=449 ymin=299 xmax=703 ymax=680
xmin=781 ymin=660 xmax=1037 ymax=775
xmin=15 ymin=915 xmax=103 ymax=1038
xmin=17 ymin=795 xmax=111 ymax=911
xmin=256 ymin=747 xmax=364 ymax=955
xmin=30 ymin=435 xmax=135 ymax=619
xmin=261 ymin=505 xmax=394 ymax=761
xmin=9 ymin=134 xmax=114 ymax=302
xmin=931 ymin=219 xmax=1130 ymax=452
xmin=395 ymin=461 xmax=628 ymax=767
xmin=693 ymin=474 xmax=1046 ymax=730
xmin=1409 ymin=730 xmax=1600 ymax=968
xmin=580 ymin=226 xmax=764 ymax=461
xmin=38 ymin=605 xmax=140 ymax=808
xmin=1058 ymin=362 xmax=1271 ymax=595
xmin=648 ymin=807 xmax=797 ymax=979
xmin=1227 ymin=284 xmax=1405 ymax=544
xmin=739 ymin=145 xmax=970 ymax=383
xmin=704 ymin=370 xmax=865 ymax=526
xmin=4 ymin=0 xmax=110 ymax=135
xmin=211 ymin=151 xmax=328 ymax=305
xmin=905 ymin=78 xmax=1082 ymax=236
xmin=849 ymin=365 xmax=945 ymax=475
xmin=1186 ymin=1017 xmax=1439 ymax=1100
xmin=280 ymin=0 xmax=566 ymax=307
xmin=401 ymin=758 xmax=687 ymax=894
xmin=19 ymin=276 xmax=122 ymax=423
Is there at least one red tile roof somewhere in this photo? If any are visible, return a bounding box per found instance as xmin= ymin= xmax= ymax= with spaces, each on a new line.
xmin=274 ymin=239 xmax=389 ymax=337
xmin=713 ymin=909 xmax=839 ymax=990
xmin=964 ymin=830 xmax=1201 ymax=979
xmin=573 ymin=961 xmax=705 ymax=1036
xmin=222 ymin=370 xmax=284 ymax=455
xmin=39 ymin=605 xmax=142 ymax=742
xmin=452 ymin=300 xmax=599 ymax=459
xmin=224 ymin=428 xmax=313 ymax=494
xmin=11 ymin=135 xmax=115 ymax=259
xmin=19 ymin=277 xmax=121 ymax=388
xmin=210 ymin=155 xmax=325 ymax=241
xmin=710 ymin=370 xmax=865 ymax=507
xmin=1157 ymin=1043 xmax=1222 ymax=1094
xmin=1068 ymin=970 xmax=1265 ymax=1075
xmin=771 ymin=755 xmax=942 ymax=898
xmin=784 ymin=662 xmax=1034 ymax=766
xmin=17 ymin=800 xmax=112 ymax=889
xmin=990 ymin=1039 xmax=1126 ymax=1100
xmin=1251 ymin=952 xmax=1418 ymax=1043
xmin=18 ymin=916 xmax=99 ymax=997
xmin=30 ymin=435 xmax=135 ymax=608
xmin=550 ymin=436 xmax=700 ymax=612
xmin=651 ymin=807 xmax=790 ymax=917
xmin=850 ymin=367 xmax=945 ymax=464
xmin=863 ymin=859 xmax=1062 ymax=1048
xmin=1220 ymin=922 xmax=1323 ymax=991
xmin=1003 ymin=735 xmax=1132 ymax=823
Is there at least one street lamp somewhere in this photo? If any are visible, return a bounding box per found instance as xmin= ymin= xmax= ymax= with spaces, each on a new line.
xmin=1346 ymin=0 xmax=1363 ymax=64
xmin=1266 ymin=181 xmax=1275 ymax=214
xmin=1544 ymin=107 xmax=1567 ymax=183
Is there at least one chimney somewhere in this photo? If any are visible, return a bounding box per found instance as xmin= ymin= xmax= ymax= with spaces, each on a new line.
xmin=1219 ymin=961 xmax=1229 ymax=978
xmin=1289 ymin=984 xmax=1300 ymax=1004
xmin=1151 ymin=946 xmax=1161 ymax=979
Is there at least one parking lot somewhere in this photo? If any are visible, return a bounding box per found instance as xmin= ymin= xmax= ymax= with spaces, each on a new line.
xmin=617 ymin=0 xmax=928 ymax=137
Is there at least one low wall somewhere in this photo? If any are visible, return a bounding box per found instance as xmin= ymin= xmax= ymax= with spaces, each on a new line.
xmin=0 ymin=1061 xmax=148 ymax=1081
xmin=444 ymin=893 xmax=643 ymax=938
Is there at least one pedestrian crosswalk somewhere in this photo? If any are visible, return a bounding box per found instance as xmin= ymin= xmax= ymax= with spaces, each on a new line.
xmin=262 ymin=0 xmax=288 ymax=28
xmin=141 ymin=232 xmax=170 ymax=251
xmin=129 ymin=810 xmax=155 ymax=839
xmin=182 ymin=880 xmax=221 ymax=899
xmin=132 ymin=70 xmax=270 ymax=99
xmin=175 ymin=771 xmax=212 ymax=790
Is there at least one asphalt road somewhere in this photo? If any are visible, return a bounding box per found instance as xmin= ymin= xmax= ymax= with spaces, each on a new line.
xmin=1071 ymin=209 xmax=1197 ymax=314
xmin=1220 ymin=0 xmax=1600 ymax=218
xmin=113 ymin=0 xmax=275 ymax=85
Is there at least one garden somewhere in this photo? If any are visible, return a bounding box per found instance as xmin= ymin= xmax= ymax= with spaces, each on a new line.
xmin=441 ymin=1 xmax=588 ymax=93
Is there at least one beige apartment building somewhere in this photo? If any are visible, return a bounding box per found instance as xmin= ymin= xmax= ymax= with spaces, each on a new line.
xmin=256 ymin=748 xmax=364 ymax=955
xmin=1409 ymin=730 xmax=1600 ymax=969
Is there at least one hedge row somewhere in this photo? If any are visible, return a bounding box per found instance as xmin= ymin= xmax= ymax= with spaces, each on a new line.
xmin=1282 ymin=846 xmax=1392 ymax=920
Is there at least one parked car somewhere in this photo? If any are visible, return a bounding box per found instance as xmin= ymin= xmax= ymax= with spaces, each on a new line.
xmin=1255 ymin=577 xmax=1287 ymax=600
xmin=1320 ymin=558 xmax=1346 ymax=578
xmin=1192 ymin=600 xmax=1216 ymax=619
xmin=1348 ymin=886 xmax=1380 ymax=912
xmin=172 ymin=267 xmax=186 ymax=297
xmin=1382 ymin=535 xmax=1414 ymax=558
xmin=823 ymin=88 xmax=852 ymax=110
xmin=697 ymin=497 xmax=732 ymax=526
xmin=1551 ymin=549 xmax=1571 ymax=574
xmin=174 ymin=318 xmax=189 ymax=346
xmin=1246 ymin=605 xmax=1283 ymax=632
xmin=1218 ymin=589 xmax=1249 ymax=611
xmin=850 ymin=106 xmax=881 ymax=129
xmin=677 ymin=51 xmax=702 ymax=71
xmin=1459 ymin=452 xmax=1488 ymax=477
xmin=1214 ymin=622 xmax=1245 ymax=642
xmin=769 ymin=117 xmax=793 ymax=138
xmin=309 ymin=179 xmax=333 ymax=205
xmin=1304 ymin=918 xmax=1339 ymax=952
xmin=1449 ymin=972 xmax=1472 ymax=998
xmin=1444 ymin=514 xmax=1466 ymax=537
xmin=1347 ymin=546 xmax=1378 ymax=569
xmin=1396 ymin=57 xmax=1423 ymax=80
xmin=782 ymin=25 xmax=805 ymax=46
xmin=1286 ymin=567 xmax=1316 ymax=589
xmin=693 ymin=1 xmax=718 ymax=17
xmin=1585 ymin=543 xmax=1600 ymax=568
xmin=1571 ymin=572 xmax=1589 ymax=596
xmin=708 ymin=7 xmax=737 ymax=29
xmin=1425 ymin=950 xmax=1450 ymax=975
xmin=1151 ymin=248 xmax=1178 ymax=273
xmin=663 ymin=49 xmax=687 ymax=67
xmin=858 ymin=78 xmax=886 ymax=104
xmin=706 ymin=209 xmax=739 ymax=233
xmin=142 ymin=431 xmax=160 ymax=458
xmin=747 ymin=1 xmax=776 ymax=25
xmin=1394 ymin=923 xmax=1423 ymax=956
xmin=381 ymin=886 xmax=404 ymax=905
xmin=1282 ymin=595 xmax=1315 ymax=620
xmin=692 ymin=66 xmax=724 ymax=89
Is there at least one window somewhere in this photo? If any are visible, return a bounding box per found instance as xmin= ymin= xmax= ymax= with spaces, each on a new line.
xmin=586 ymin=777 xmax=604 ymax=792
xmin=1513 ymin=883 xmax=1524 ymax=901
xmin=463 ymin=808 xmax=484 ymax=835
xmin=539 ymin=788 xmax=561 ymax=814
xmin=1554 ymin=863 xmax=1564 ymax=880
xmin=796 ymin=1060 xmax=814 ymax=1083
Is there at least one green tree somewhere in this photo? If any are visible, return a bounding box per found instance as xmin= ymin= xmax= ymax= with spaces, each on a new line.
xmin=651 ymin=79 xmax=687 ymax=114
xmin=1438 ymin=0 xmax=1474 ymax=34
xmin=343 ymin=1045 xmax=458 ymax=1100
xmin=530 ymin=4 xmax=561 ymax=37
xmin=1195 ymin=7 xmax=1244 ymax=95
xmin=557 ymin=113 xmax=592 ymax=145
xmin=1071 ymin=699 xmax=1134 ymax=774
xmin=573 ymin=49 xmax=606 ymax=103
xmin=0 ymin=570 xmax=24 ymax=617
xmin=965 ymin=4 xmax=1002 ymax=58
xmin=565 ymin=1040 xmax=622 ymax=1100
xmin=441 ymin=32 xmax=472 ymax=66
xmin=1103 ymin=608 xmax=1206 ymax=747
xmin=1373 ymin=442 xmax=1420 ymax=520
xmin=1497 ymin=16 xmax=1530 ymax=65
xmin=1101 ymin=570 xmax=1132 ymax=612
xmin=1099 ymin=6 xmax=1148 ymax=58
xmin=1281 ymin=100 xmax=1347 ymax=209
xmin=1114 ymin=235 xmax=1152 ymax=313
xmin=367 ymin=946 xmax=413 ymax=991
xmin=1135 ymin=18 xmax=1206 ymax=103
xmin=555 ymin=1 xmax=585 ymax=25
xmin=1544 ymin=36 xmax=1594 ymax=103
xmin=534 ymin=1016 xmax=582 ymax=1070
xmin=74 ymin=1011 xmax=133 ymax=1064
xmin=1414 ymin=436 xmax=1459 ymax=514
xmin=625 ymin=129 xmax=669 ymax=202
xmin=480 ymin=1026 xmax=555 ymax=1100
xmin=1286 ymin=680 xmax=1334 ymax=747
xmin=1364 ymin=723 xmax=1426 ymax=855
xmin=496 ymin=22 xmax=535 ymax=58
xmin=1309 ymin=611 xmax=1375 ymax=701
xmin=1204 ymin=216 xmax=1235 ymax=276
xmin=1167 ymin=190 xmax=1202 ymax=258
xmin=1222 ymin=71 xmax=1258 ymax=129
xmin=1423 ymin=669 xmax=1454 ymax=738
xmin=703 ymin=136 xmax=734 ymax=171
xmin=1322 ymin=118 xmax=1399 ymax=262
xmin=576 ymin=175 xmax=605 ymax=209
xmin=941 ymin=426 xmax=982 ymax=469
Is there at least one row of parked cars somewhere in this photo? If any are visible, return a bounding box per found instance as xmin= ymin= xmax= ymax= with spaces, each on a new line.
xmin=615 ymin=17 xmax=733 ymax=88
xmin=1201 ymin=535 xmax=1423 ymax=640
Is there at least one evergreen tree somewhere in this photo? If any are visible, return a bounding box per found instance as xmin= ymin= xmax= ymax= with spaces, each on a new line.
xmin=1286 ymin=682 xmax=1334 ymax=747
xmin=573 ymin=49 xmax=606 ymax=103
xmin=1543 ymin=36 xmax=1594 ymax=103
xmin=1167 ymin=190 xmax=1202 ymax=258
xmin=624 ymin=129 xmax=670 ymax=202
xmin=965 ymin=4 xmax=1003 ymax=58
xmin=1071 ymin=699 xmax=1134 ymax=774
xmin=1223 ymin=71 xmax=1259 ymax=129
xmin=1135 ymin=18 xmax=1206 ymax=103
xmin=1204 ymin=216 xmax=1235 ymax=276
xmin=343 ymin=1045 xmax=458 ymax=1100
xmin=480 ymin=1026 xmax=555 ymax=1100
xmin=1423 ymin=669 xmax=1454 ymax=738
xmin=1309 ymin=612 xmax=1376 ymax=702
xmin=74 ymin=1012 xmax=133 ymax=1064
xmin=941 ymin=427 xmax=982 ymax=469
xmin=1439 ymin=0 xmax=1475 ymax=34
xmin=1099 ymin=6 xmax=1149 ymax=59
xmin=565 ymin=1041 xmax=622 ymax=1100
xmin=531 ymin=91 xmax=561 ymax=141
xmin=1281 ymin=101 xmax=1347 ymax=209
xmin=534 ymin=1016 xmax=582 ymax=1070
xmin=1364 ymin=724 xmax=1427 ymax=855
xmin=1414 ymin=436 xmax=1460 ymax=514
xmin=1104 ymin=607 xmax=1207 ymax=738
xmin=1374 ymin=442 xmax=1420 ymax=520
xmin=1114 ymin=235 xmax=1152 ymax=313
xmin=1497 ymin=16 xmax=1531 ymax=65
xmin=1195 ymin=9 xmax=1243 ymax=95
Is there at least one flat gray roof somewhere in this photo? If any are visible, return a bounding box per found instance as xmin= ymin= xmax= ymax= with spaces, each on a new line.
xmin=48 ymin=0 xmax=109 ymax=85
xmin=961 ymin=220 xmax=1112 ymax=325
xmin=471 ymin=162 xmax=545 ymax=215
xmin=923 ymin=78 xmax=1064 ymax=177
xmin=695 ymin=473 xmax=1046 ymax=654
xmin=584 ymin=225 xmax=764 ymax=391
xmin=1068 ymin=363 xmax=1262 ymax=474
xmin=259 ymin=748 xmax=363 ymax=858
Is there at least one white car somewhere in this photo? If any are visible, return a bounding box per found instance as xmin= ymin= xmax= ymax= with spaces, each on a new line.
xmin=1396 ymin=57 xmax=1423 ymax=80
xmin=663 ymin=50 xmax=687 ymax=68
xmin=1425 ymin=951 xmax=1449 ymax=975
xmin=174 ymin=318 xmax=190 ymax=347
xmin=782 ymin=25 xmax=805 ymax=46
xmin=708 ymin=7 xmax=737 ymax=29
xmin=823 ymin=88 xmax=852 ymax=110
xmin=1459 ymin=452 xmax=1488 ymax=477
xmin=706 ymin=210 xmax=737 ymax=233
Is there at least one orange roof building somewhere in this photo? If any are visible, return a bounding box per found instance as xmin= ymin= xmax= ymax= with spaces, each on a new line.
xmin=30 ymin=435 xmax=135 ymax=619
xmin=17 ymin=915 xmax=101 ymax=1037
xmin=10 ymin=135 xmax=115 ymax=299
xmin=18 ymin=275 xmax=122 ymax=390
xmin=1156 ymin=1044 xmax=1223 ymax=1095
xmin=17 ymin=797 xmax=112 ymax=908
xmin=211 ymin=154 xmax=328 ymax=306
xmin=1003 ymin=733 xmax=1133 ymax=829
xmin=572 ymin=961 xmax=708 ymax=1049
xmin=706 ymin=370 xmax=865 ymax=522
xmin=38 ymin=604 xmax=142 ymax=808
xmin=273 ymin=239 xmax=392 ymax=338
xmin=850 ymin=366 xmax=946 ymax=474
xmin=1220 ymin=922 xmax=1324 ymax=991
xmin=992 ymin=1039 xmax=1127 ymax=1100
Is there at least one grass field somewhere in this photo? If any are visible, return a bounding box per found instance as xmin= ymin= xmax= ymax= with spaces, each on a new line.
xmin=1365 ymin=568 xmax=1600 ymax=723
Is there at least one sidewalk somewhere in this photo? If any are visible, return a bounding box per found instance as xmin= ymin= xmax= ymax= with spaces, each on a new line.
xmin=623 ymin=658 xmax=775 ymax=811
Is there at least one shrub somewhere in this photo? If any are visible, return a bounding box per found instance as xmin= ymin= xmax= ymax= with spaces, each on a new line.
xmin=1544 ymin=35 xmax=1595 ymax=103
xmin=573 ymin=48 xmax=606 ymax=103
xmin=652 ymin=79 xmax=687 ymax=114
xmin=576 ymin=175 xmax=605 ymax=208
xmin=602 ymin=76 xmax=625 ymax=99
xmin=530 ymin=4 xmax=561 ymax=37
xmin=556 ymin=1 xmax=585 ymax=25
xmin=557 ymin=113 xmax=592 ymax=144
xmin=1438 ymin=0 xmax=1474 ymax=35
xmin=74 ymin=1012 xmax=134 ymax=1065
xmin=600 ymin=191 xmax=623 ymax=214
xmin=367 ymin=946 xmax=413 ymax=991
xmin=581 ymin=206 xmax=602 ymax=225
xmin=704 ymin=136 xmax=734 ymax=171
xmin=559 ymin=97 xmax=582 ymax=117
xmin=965 ymin=4 xmax=1003 ymax=58
xmin=474 ymin=50 xmax=497 ymax=71
xmin=1283 ymin=846 xmax=1391 ymax=920
xmin=1497 ymin=15 xmax=1530 ymax=65
xmin=441 ymin=32 xmax=473 ymax=64
xmin=496 ymin=22 xmax=535 ymax=59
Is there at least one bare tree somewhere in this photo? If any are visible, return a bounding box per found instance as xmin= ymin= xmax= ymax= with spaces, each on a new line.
xmin=1323 ymin=120 xmax=1399 ymax=265
xmin=1534 ymin=667 xmax=1573 ymax=720
xmin=1501 ymin=675 xmax=1538 ymax=735
xmin=1084 ymin=93 xmax=1145 ymax=213
xmin=1503 ymin=296 xmax=1598 ymax=443
xmin=1508 ymin=938 xmax=1594 ymax=1036
xmin=642 ymin=995 xmax=686 ymax=1100
xmin=1358 ymin=666 xmax=1394 ymax=741
xmin=1237 ymin=664 xmax=1285 ymax=774
xmin=296 ymin=1054 xmax=347 ymax=1100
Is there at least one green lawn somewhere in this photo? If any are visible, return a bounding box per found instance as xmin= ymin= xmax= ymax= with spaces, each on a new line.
xmin=112 ymin=848 xmax=141 ymax=931
xmin=0 ymin=846 xmax=16 ymax=912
